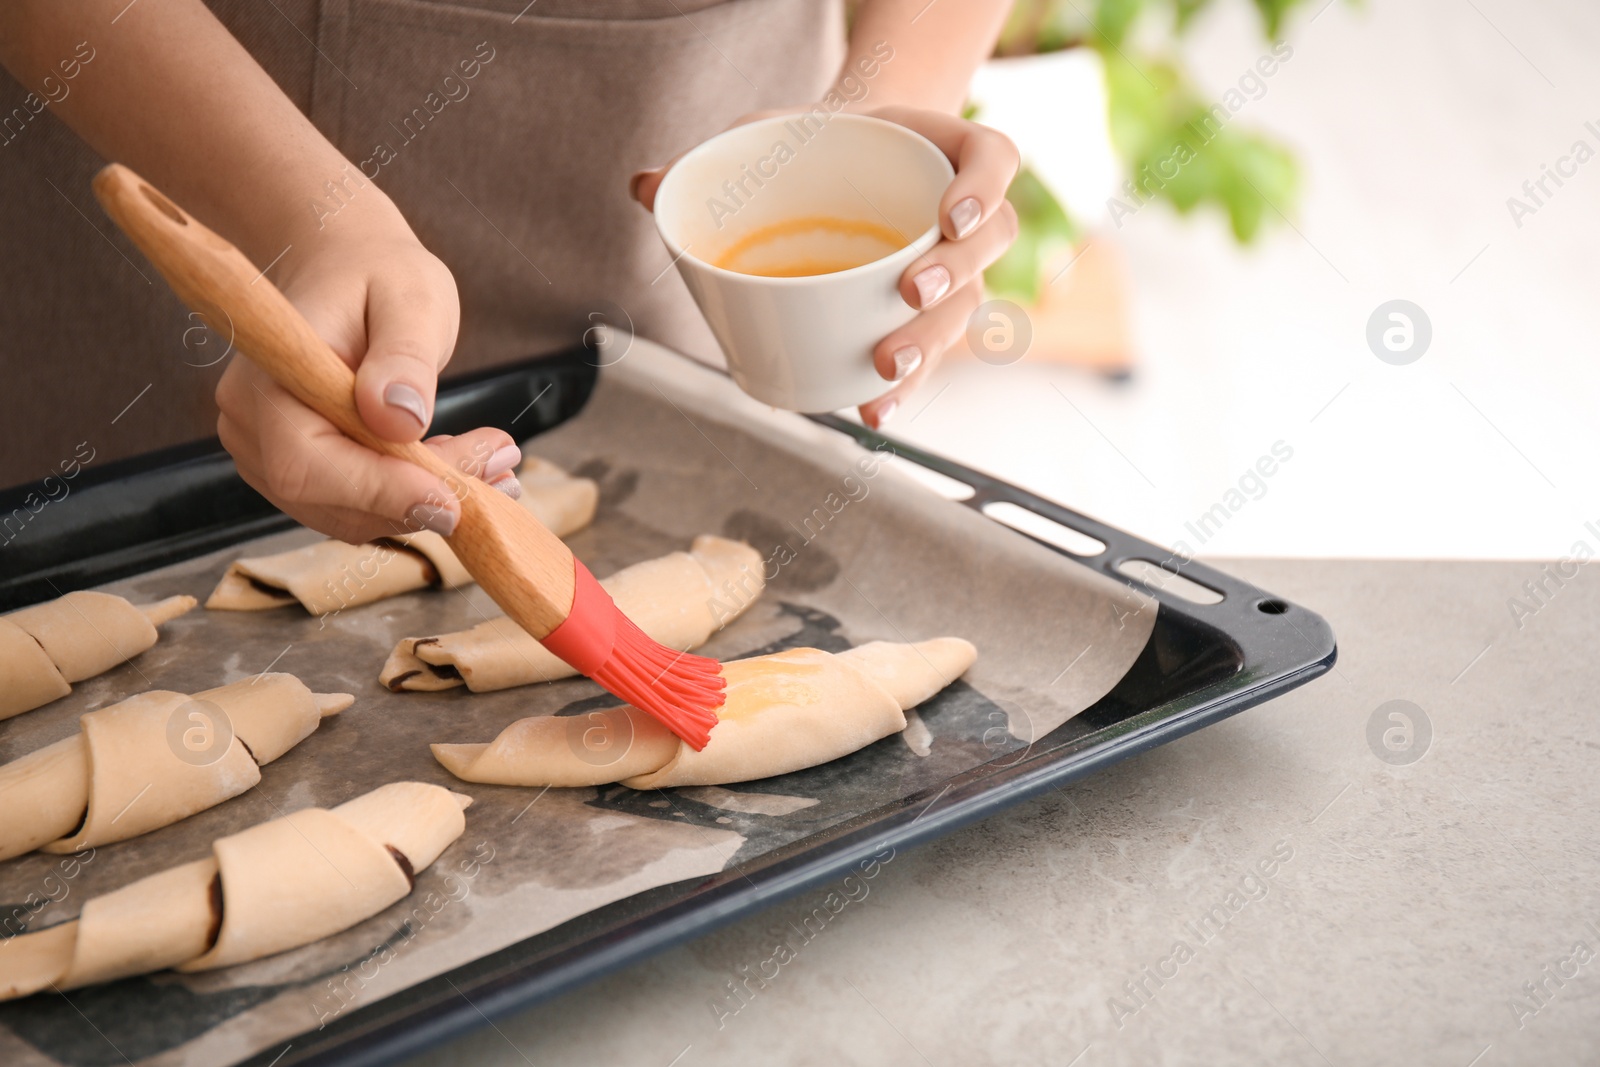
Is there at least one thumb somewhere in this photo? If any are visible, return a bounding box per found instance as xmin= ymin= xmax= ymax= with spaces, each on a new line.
xmin=354 ymin=270 xmax=460 ymax=443
xmin=631 ymin=109 xmax=794 ymax=211
xmin=630 ymin=166 xmax=668 ymax=212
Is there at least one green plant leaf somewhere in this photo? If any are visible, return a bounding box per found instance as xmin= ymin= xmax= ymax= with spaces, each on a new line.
xmin=1010 ymin=167 xmax=1079 ymax=245
xmin=1092 ymin=0 xmax=1144 ymax=47
xmin=983 ymin=166 xmax=1079 ymax=304
xmin=1250 ymin=0 xmax=1297 ymax=37
xmin=1099 ymin=40 xmax=1300 ymax=243
xmin=984 ymin=0 xmax=1316 ymax=287
xmin=1173 ymin=0 xmax=1214 ymax=32
xmin=985 ymin=227 xmax=1044 ymax=304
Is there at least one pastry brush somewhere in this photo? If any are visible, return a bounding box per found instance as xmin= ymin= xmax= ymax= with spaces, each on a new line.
xmin=91 ymin=164 xmax=724 ymax=748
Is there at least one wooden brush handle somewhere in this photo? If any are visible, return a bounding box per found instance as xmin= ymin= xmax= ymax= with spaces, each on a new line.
xmin=93 ymin=164 xmax=577 ymax=634
xmin=91 ymin=164 xmax=447 ymax=477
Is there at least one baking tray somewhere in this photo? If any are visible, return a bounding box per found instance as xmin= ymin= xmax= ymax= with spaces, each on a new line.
xmin=0 ymin=348 xmax=1335 ymax=1067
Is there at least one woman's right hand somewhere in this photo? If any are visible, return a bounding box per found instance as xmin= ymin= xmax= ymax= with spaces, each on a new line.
xmin=0 ymin=3 xmax=519 ymax=542
xmin=215 ymin=198 xmax=521 ymax=545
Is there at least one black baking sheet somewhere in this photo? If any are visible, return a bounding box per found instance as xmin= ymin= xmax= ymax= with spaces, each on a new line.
xmin=0 ymin=345 xmax=1335 ymax=1067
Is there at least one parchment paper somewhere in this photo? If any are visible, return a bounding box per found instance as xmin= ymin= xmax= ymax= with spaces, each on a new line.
xmin=0 ymin=341 xmax=1156 ymax=1067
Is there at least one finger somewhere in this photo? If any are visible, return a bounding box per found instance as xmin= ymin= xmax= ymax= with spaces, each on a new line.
xmin=223 ymin=427 xmax=392 ymax=543
xmin=632 ymin=108 xmax=792 ymax=211
xmin=899 ymin=200 xmax=1018 ymax=311
xmin=872 ymin=106 xmax=1020 ymax=240
xmin=227 ymin=414 xmax=521 ymax=541
xmin=218 ymin=366 xmax=275 ymax=505
xmin=354 ymin=263 xmax=460 ymax=443
xmin=872 ymin=274 xmax=988 ymax=382
xmin=630 ymin=166 xmax=668 ymax=212
xmin=248 ymin=372 xmax=461 ymax=537
xmin=422 ymin=427 xmax=521 ymax=488
xmin=860 ymin=281 xmax=983 ymax=428
xmin=224 ymin=369 xmax=407 ymax=542
xmin=225 ymin=356 xmax=517 ymax=536
xmin=314 ymin=503 xmax=410 ymax=545
xmin=216 ymin=408 xmax=261 ymax=482
xmin=263 ymin=488 xmax=397 ymax=546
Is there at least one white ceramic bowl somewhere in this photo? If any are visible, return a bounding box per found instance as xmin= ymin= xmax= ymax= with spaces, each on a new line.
xmin=654 ymin=113 xmax=954 ymax=413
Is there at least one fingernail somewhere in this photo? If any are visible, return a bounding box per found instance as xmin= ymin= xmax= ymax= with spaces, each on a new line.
xmin=890 ymin=345 xmax=923 ymax=381
xmin=484 ymin=443 xmax=521 ymax=480
xmin=384 ymin=382 xmax=429 ymax=430
xmin=628 ymin=169 xmax=653 ymax=202
xmin=491 ymin=472 xmax=523 ymax=500
xmin=406 ymin=503 xmax=457 ymax=537
xmin=912 ymin=266 xmax=950 ymax=309
xmin=875 ymin=398 xmax=899 ymax=427
xmin=949 ymin=197 xmax=982 ymax=239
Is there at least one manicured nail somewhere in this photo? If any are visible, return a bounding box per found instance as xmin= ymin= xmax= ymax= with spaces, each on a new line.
xmin=406 ymin=503 xmax=457 ymax=537
xmin=890 ymin=345 xmax=923 ymax=381
xmin=949 ymin=197 xmax=982 ymax=239
xmin=875 ymin=398 xmax=899 ymax=427
xmin=484 ymin=443 xmax=521 ymax=480
xmin=384 ymin=382 xmax=429 ymax=430
xmin=491 ymin=472 xmax=523 ymax=500
xmin=912 ymin=266 xmax=950 ymax=309
xmin=628 ymin=169 xmax=653 ymax=202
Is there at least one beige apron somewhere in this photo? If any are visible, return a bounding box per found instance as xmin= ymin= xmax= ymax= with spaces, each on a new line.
xmin=0 ymin=0 xmax=843 ymax=487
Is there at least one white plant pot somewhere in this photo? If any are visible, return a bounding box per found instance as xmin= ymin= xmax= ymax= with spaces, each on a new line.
xmin=968 ymin=50 xmax=1119 ymax=229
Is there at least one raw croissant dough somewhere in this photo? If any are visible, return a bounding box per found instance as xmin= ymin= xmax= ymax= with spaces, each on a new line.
xmin=381 ymin=535 xmax=764 ymax=693
xmin=433 ymin=638 xmax=977 ymax=789
xmin=0 ymin=674 xmax=350 ymax=861
xmin=0 ymin=591 xmax=196 ymax=721
xmin=0 ymin=782 xmax=469 ymax=1000
xmin=206 ymin=457 xmax=598 ymax=615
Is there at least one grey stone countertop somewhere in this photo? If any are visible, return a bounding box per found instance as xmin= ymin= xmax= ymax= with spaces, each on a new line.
xmin=404 ymin=558 xmax=1600 ymax=1067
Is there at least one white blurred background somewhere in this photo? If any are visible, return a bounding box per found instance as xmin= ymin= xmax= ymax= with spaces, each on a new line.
xmin=896 ymin=0 xmax=1600 ymax=560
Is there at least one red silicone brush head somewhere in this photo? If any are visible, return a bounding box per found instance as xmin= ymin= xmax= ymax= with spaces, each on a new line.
xmin=538 ymin=561 xmax=724 ymax=749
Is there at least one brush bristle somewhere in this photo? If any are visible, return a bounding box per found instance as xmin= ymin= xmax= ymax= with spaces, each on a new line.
xmin=538 ymin=559 xmax=725 ymax=749
xmin=596 ymin=615 xmax=723 ymax=750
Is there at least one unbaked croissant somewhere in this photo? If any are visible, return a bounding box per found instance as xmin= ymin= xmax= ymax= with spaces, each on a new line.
xmin=432 ymin=638 xmax=977 ymax=789
xmin=380 ymin=535 xmax=764 ymax=693
xmin=0 ymin=782 xmax=469 ymax=1000
xmin=206 ymin=457 xmax=597 ymax=615
xmin=0 ymin=674 xmax=350 ymax=861
xmin=0 ymin=591 xmax=195 ymax=721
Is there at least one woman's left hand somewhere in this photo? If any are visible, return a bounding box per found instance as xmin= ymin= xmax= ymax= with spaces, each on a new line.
xmin=632 ymin=104 xmax=1020 ymax=428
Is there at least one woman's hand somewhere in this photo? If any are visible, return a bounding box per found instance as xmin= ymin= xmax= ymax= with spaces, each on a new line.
xmin=0 ymin=3 xmax=521 ymax=543
xmin=215 ymin=200 xmax=521 ymax=545
xmin=632 ymin=104 xmax=1020 ymax=428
